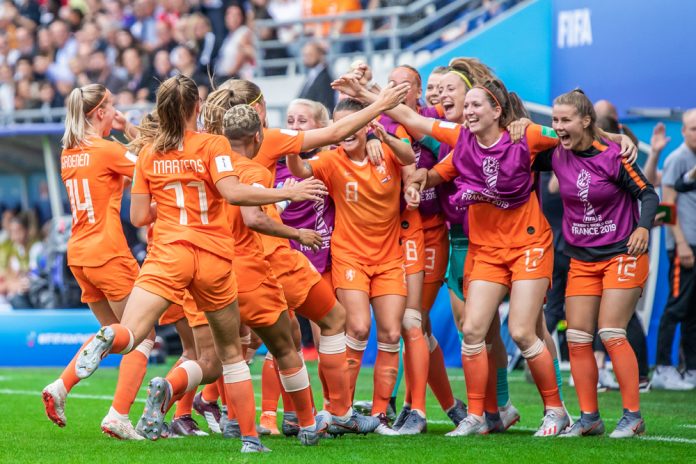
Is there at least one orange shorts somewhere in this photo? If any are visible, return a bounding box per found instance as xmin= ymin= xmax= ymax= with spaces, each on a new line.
xmin=295 ymin=275 xmax=337 ymax=321
xmin=70 ymin=255 xmax=138 ymax=303
xmin=321 ymin=270 xmax=333 ymax=289
xmin=136 ymin=242 xmax=237 ymax=313
xmin=332 ymin=255 xmax=407 ymax=297
xmin=238 ymin=275 xmax=288 ymax=328
xmin=400 ymin=209 xmax=424 ymax=275
xmin=158 ymin=291 xmax=208 ymax=327
xmin=423 ymin=223 xmax=449 ymax=284
xmin=268 ymin=247 xmax=322 ymax=311
xmin=464 ymin=240 xmax=553 ymax=297
xmin=566 ymin=253 xmax=649 ymax=297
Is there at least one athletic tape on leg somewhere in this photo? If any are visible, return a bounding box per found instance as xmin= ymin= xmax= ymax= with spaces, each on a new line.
xmin=280 ymin=365 xmax=310 ymax=392
xmin=567 ymin=329 xmax=594 ymax=344
xmin=598 ymin=328 xmax=627 ymax=341
xmin=346 ymin=335 xmax=368 ymax=351
xmin=319 ymin=333 xmax=346 ymax=355
xmin=223 ymin=361 xmax=252 ymax=383
xmin=520 ymin=338 xmax=545 ymax=359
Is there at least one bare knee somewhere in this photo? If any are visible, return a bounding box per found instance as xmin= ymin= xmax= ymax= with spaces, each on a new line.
xmin=317 ymin=303 xmax=346 ymax=333
xmin=461 ymin=321 xmax=487 ymax=345
xmin=509 ymin=326 xmax=537 ymax=351
xmin=377 ymin=329 xmax=401 ymax=346
xmin=197 ymin=355 xmax=222 ymax=383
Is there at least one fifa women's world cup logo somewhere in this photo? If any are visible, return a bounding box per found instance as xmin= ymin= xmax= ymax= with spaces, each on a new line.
xmin=482 ymin=157 xmax=500 ymax=198
xmin=576 ymin=169 xmax=599 ymax=223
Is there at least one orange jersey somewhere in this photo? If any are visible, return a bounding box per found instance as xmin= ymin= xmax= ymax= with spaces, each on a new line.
xmin=132 ymin=131 xmax=237 ymax=259
xmin=61 ymin=137 xmax=136 ymax=267
xmin=254 ymin=128 xmax=305 ymax=181
xmin=225 ymin=156 xmax=275 ymax=292
xmin=309 ymin=144 xmax=404 ymax=265
xmin=432 ymin=123 xmax=558 ymax=247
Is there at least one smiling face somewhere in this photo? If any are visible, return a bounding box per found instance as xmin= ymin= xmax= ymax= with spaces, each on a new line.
xmin=287 ymin=103 xmax=319 ymax=131
xmin=334 ymin=109 xmax=366 ymax=154
xmin=463 ymin=88 xmax=501 ymax=134
xmin=439 ymin=72 xmax=468 ymax=122
xmin=425 ymin=72 xmax=444 ymax=106
xmin=552 ymin=103 xmax=593 ymax=150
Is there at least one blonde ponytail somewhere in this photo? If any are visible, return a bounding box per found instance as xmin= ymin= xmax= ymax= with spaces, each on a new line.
xmin=62 ymin=84 xmax=108 ymax=149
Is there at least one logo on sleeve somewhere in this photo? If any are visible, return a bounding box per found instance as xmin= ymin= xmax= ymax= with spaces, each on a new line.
xmin=541 ymin=126 xmax=558 ymax=138
xmin=280 ymin=129 xmax=299 ymax=136
xmin=215 ymin=155 xmax=234 ymax=173
xmin=438 ymin=121 xmax=457 ymax=130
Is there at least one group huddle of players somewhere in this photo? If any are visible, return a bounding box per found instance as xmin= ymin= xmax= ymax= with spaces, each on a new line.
xmin=41 ymin=55 xmax=657 ymax=452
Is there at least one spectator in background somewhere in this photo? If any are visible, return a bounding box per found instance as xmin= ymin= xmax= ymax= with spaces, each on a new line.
xmin=644 ymin=122 xmax=671 ymax=185
xmin=187 ymin=13 xmax=218 ymax=75
xmin=215 ymin=3 xmax=256 ymax=80
xmin=249 ymin=0 xmax=289 ymax=76
xmin=119 ymin=47 xmax=151 ymax=100
xmin=1 ymin=211 xmax=42 ymax=308
xmin=36 ymin=80 xmax=61 ymax=122
xmin=130 ymin=0 xmax=159 ymax=51
xmin=0 ymin=63 xmax=13 ymax=115
xmin=653 ymin=109 xmax=696 ymax=390
xmin=77 ymin=49 xmax=125 ymax=93
xmin=153 ymin=19 xmax=177 ymax=53
xmin=13 ymin=27 xmax=36 ymax=60
xmin=309 ymin=0 xmax=363 ymax=53
xmin=47 ymin=19 xmax=77 ymax=83
xmin=148 ymin=48 xmax=175 ymax=100
xmin=297 ymin=40 xmax=335 ymax=113
xmin=171 ymin=44 xmax=209 ymax=89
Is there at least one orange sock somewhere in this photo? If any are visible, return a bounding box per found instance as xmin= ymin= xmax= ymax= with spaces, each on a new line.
xmin=421 ymin=282 xmax=441 ymax=313
xmin=223 ymin=362 xmax=256 ymax=437
xmin=201 ymin=380 xmax=219 ymax=403
xmin=404 ymin=354 xmax=411 ymax=405
xmin=317 ymin=358 xmax=330 ymax=409
xmin=372 ymin=347 xmax=399 ymax=415
xmin=602 ymin=336 xmax=640 ymax=412
xmin=568 ymin=342 xmax=598 ymax=412
xmin=403 ymin=327 xmax=429 ymax=413
xmin=112 ymin=349 xmax=149 ymax=415
xmin=164 ymin=360 xmax=202 ymax=410
xmin=461 ymin=347 xmax=488 ymax=417
xmin=59 ymin=336 xmax=93 ymax=392
xmin=526 ymin=345 xmax=563 ymax=409
xmin=318 ymin=351 xmax=351 ymax=416
xmin=273 ymin=363 xmax=296 ymax=413
xmin=279 ymin=366 xmax=315 ymax=428
xmin=166 ymin=357 xmax=185 ymax=376
xmin=174 ymin=389 xmax=196 ymax=418
xmin=109 ymin=324 xmax=134 ymax=354
xmin=427 ymin=340 xmax=455 ymax=411
xmin=261 ymin=356 xmax=282 ymax=412
xmin=346 ymin=340 xmax=366 ymax=402
xmin=484 ymin=348 xmax=498 ymax=414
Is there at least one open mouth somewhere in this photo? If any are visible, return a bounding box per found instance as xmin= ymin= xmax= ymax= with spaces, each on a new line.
xmin=343 ymin=135 xmax=357 ymax=143
xmin=442 ymin=101 xmax=455 ymax=112
xmin=558 ymin=134 xmax=571 ymax=144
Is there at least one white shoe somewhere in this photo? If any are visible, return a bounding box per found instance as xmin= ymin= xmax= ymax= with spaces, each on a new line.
xmin=598 ymin=368 xmax=619 ymax=390
xmin=445 ymin=414 xmax=489 ymax=437
xmin=42 ymin=379 xmax=68 ymax=427
xmin=534 ymin=409 xmax=570 ymax=437
xmin=101 ymin=407 xmax=145 ymax=440
xmin=683 ymin=370 xmax=696 ymax=387
xmin=651 ymin=366 xmax=695 ymax=391
xmin=373 ymin=413 xmax=400 ymax=436
xmin=499 ymin=401 xmax=520 ymax=430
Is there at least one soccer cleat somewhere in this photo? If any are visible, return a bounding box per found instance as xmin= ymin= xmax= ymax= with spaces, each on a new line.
xmin=75 ymin=326 xmax=115 ymax=379
xmin=193 ymin=392 xmax=222 ymax=434
xmin=352 ymin=400 xmax=372 ymax=416
xmin=445 ymin=414 xmax=489 ymax=437
xmin=446 ymin=398 xmax=468 ymax=426
xmin=533 ymin=409 xmax=570 ymax=437
xmin=328 ymin=410 xmax=380 ymax=436
xmin=392 ymin=405 xmax=411 ymax=431
xmin=560 ymin=413 xmax=605 ymax=437
xmin=259 ymin=411 xmax=280 ymax=435
xmin=396 ymin=410 xmax=427 ymax=435
xmin=297 ymin=423 xmax=321 ymax=446
xmin=101 ymin=408 xmax=145 ymax=440
xmin=609 ymin=410 xmax=645 ymax=438
xmin=681 ymin=369 xmax=696 ymax=388
xmin=598 ymin=368 xmax=619 ymax=391
xmin=137 ymin=377 xmax=172 ymax=440
xmin=241 ymin=435 xmax=271 ymax=453
xmin=171 ymin=414 xmax=209 ymax=437
xmin=499 ymin=401 xmax=520 ymax=430
xmin=282 ymin=411 xmax=300 ymax=437
xmin=485 ymin=412 xmax=505 ymax=434
xmin=42 ymin=379 xmax=67 ymax=427
xmin=222 ymin=418 xmax=241 ymax=439
xmin=651 ymin=366 xmax=695 ymax=391
xmin=639 ymin=377 xmax=651 ymax=393
xmin=373 ymin=413 xmax=400 ymax=436
xmin=315 ymin=410 xmax=332 ymax=435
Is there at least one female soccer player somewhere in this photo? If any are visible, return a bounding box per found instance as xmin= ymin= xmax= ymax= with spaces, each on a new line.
xmin=72 ymin=75 xmax=326 ymax=452
xmin=287 ymin=97 xmax=416 ymax=434
xmin=42 ymin=83 xmax=154 ymax=440
xmin=424 ymin=66 xmax=448 ymax=107
xmin=535 ymin=90 xmax=657 ymax=438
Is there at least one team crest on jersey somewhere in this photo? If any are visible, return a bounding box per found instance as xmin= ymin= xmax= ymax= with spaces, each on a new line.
xmin=576 ymin=169 xmax=601 ymax=222
xmin=345 ymin=269 xmax=356 ymax=282
xmin=481 ymin=157 xmax=500 ymax=198
xmin=376 ymin=163 xmax=387 ymax=175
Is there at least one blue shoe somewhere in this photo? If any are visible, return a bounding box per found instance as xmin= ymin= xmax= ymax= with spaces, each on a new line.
xmin=446 ymin=399 xmax=468 ymax=426
xmin=560 ymin=413 xmax=605 ymax=437
xmin=396 ymin=410 xmax=427 ymax=435
xmin=485 ymin=412 xmax=505 ymax=433
xmin=610 ymin=410 xmax=645 ymax=438
xmin=392 ymin=405 xmax=411 ymax=431
xmin=329 ymin=410 xmax=380 ymax=436
xmin=137 ymin=377 xmax=171 ymax=440
xmin=282 ymin=411 xmax=300 ymax=437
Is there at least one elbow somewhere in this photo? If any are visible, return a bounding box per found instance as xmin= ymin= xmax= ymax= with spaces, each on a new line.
xmin=131 ymin=214 xmax=149 ymax=228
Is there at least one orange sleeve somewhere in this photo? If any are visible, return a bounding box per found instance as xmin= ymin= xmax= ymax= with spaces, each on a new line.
xmin=525 ymin=124 xmax=559 ymax=160
xmin=307 ymin=150 xmax=334 ymax=191
xmin=105 ymin=141 xmax=137 ymax=178
xmin=208 ymin=136 xmax=240 ymax=184
xmin=432 ymin=151 xmax=458 ymax=182
xmin=268 ymin=128 xmax=305 ymax=157
xmin=131 ymin=155 xmax=149 ymax=195
xmin=431 ymin=120 xmax=462 ymax=147
xmin=394 ymin=124 xmax=413 ymax=144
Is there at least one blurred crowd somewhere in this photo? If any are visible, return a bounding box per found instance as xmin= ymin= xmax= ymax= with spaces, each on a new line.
xmin=0 ymin=0 xmax=514 ymax=117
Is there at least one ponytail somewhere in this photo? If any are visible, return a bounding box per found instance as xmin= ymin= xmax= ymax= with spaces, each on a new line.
xmin=153 ymin=75 xmax=199 ymax=153
xmin=62 ymin=84 xmax=108 ymax=149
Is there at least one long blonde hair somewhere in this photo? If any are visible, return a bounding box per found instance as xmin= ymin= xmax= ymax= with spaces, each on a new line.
xmin=202 ymin=79 xmax=263 ymax=135
xmin=153 ymin=75 xmax=199 ymax=153
xmin=62 ymin=84 xmax=108 ymax=149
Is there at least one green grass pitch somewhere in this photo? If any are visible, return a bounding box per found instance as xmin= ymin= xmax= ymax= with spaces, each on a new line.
xmin=2 ymin=359 xmax=695 ymax=463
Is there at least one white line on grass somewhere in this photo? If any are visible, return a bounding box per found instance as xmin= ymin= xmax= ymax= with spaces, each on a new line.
xmin=681 ymin=424 xmax=696 ymax=429
xmin=639 ymin=436 xmax=696 ymax=445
